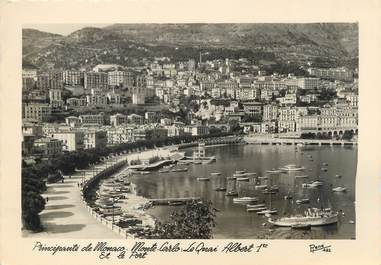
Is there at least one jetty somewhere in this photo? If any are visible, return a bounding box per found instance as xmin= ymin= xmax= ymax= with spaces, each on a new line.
xmin=149 ymin=197 xmax=201 ymax=206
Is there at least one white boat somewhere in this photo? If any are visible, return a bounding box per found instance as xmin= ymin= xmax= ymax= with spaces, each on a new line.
xmin=233 ymin=197 xmax=258 ymax=203
xmin=332 ymin=187 xmax=346 ymax=192
xmin=247 ymin=207 xmax=267 ymax=212
xmin=268 ymin=208 xmax=339 ymax=227
xmin=236 ymin=177 xmax=250 ymax=181
xmin=266 ymin=169 xmax=283 ymax=174
xmin=257 ymin=176 xmax=268 ymax=180
xmin=210 ymin=172 xmax=221 ymax=176
xmin=321 ymin=167 xmax=328 ymax=171
xmin=295 ymin=175 xmax=309 ymax=179
xmin=296 ymin=143 xmax=304 ymax=147
xmin=233 ymin=172 xmax=256 ymax=177
xmin=171 ymin=168 xmax=188 ymax=172
xmin=311 ymin=181 xmax=323 ymax=186
xmin=296 ymin=198 xmax=310 ymax=204
xmin=302 ymin=183 xmax=316 ymax=188
xmin=247 ymin=203 xmax=265 ymax=208
xmin=225 ymin=190 xmax=238 ymax=196
xmin=279 ymin=164 xmax=305 ymax=171
xmin=335 ymin=174 xmax=342 ymax=178
xmin=255 ymin=184 xmax=268 ymax=189
xmin=158 ymin=169 xmax=170 ymax=173
xmin=257 ymin=209 xmax=278 ymax=215
xmin=235 ymin=170 xmax=246 ymax=174
xmin=197 ymin=177 xmax=210 ymax=181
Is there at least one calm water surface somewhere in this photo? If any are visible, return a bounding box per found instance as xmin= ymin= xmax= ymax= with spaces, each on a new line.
xmin=129 ymin=144 xmax=356 ymax=239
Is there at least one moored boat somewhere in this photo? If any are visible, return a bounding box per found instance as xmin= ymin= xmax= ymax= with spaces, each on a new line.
xmin=215 ymin=187 xmax=227 ymax=192
xmin=255 ymin=184 xmax=268 ymax=189
xmin=236 ymin=177 xmax=250 ymax=181
xmin=197 ymin=177 xmax=210 ymax=181
xmin=266 ymin=169 xmax=283 ymax=174
xmin=171 ymin=168 xmax=188 ymax=172
xmin=257 ymin=209 xmax=278 ymax=215
xmin=296 ymin=198 xmax=310 ymax=204
xmin=210 ymin=172 xmax=221 ymax=176
xmin=279 ymin=164 xmax=305 ymax=171
xmin=233 ymin=197 xmax=258 ymax=203
xmin=247 ymin=203 xmax=266 ymax=208
xmin=225 ymin=191 xmax=238 ymax=197
xmin=295 ymin=175 xmax=309 ymax=179
xmin=247 ymin=207 xmax=267 ymax=212
xmin=332 ymin=187 xmax=346 ymax=192
xmin=268 ymin=208 xmax=338 ymax=227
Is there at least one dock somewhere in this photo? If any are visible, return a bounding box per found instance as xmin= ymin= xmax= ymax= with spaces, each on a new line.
xmin=149 ymin=197 xmax=201 ymax=205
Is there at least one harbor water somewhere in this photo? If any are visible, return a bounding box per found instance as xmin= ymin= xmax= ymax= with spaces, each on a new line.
xmin=128 ymin=144 xmax=357 ymax=239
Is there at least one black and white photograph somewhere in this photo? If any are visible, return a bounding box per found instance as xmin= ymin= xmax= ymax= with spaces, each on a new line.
xmin=21 ymin=23 xmax=359 ymax=240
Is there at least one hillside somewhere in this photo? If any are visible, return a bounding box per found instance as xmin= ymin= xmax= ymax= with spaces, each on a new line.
xmin=22 ymin=23 xmax=358 ymax=71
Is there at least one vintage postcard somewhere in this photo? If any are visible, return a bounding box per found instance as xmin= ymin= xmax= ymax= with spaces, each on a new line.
xmin=1 ymin=0 xmax=380 ymax=264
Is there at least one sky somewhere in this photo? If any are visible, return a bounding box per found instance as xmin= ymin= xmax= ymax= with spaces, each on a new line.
xmin=24 ymin=24 xmax=112 ymax=36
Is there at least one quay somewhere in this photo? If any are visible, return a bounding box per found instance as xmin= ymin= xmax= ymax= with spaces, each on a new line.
xmin=149 ymin=197 xmax=201 ymax=205
xmin=244 ymin=137 xmax=357 ymax=146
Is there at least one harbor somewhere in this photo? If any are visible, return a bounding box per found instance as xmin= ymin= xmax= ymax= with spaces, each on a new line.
xmin=129 ymin=143 xmax=356 ymax=239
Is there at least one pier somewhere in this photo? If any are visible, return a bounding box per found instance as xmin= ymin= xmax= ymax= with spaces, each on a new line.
xmin=149 ymin=197 xmax=201 ymax=205
xmin=244 ymin=136 xmax=357 ymax=146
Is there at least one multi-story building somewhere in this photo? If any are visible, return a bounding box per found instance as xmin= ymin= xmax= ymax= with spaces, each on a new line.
xmin=23 ymin=103 xmax=52 ymax=121
xmin=308 ymin=67 xmax=354 ymax=82
xmin=128 ymin=114 xmax=144 ymax=125
xmin=263 ymin=104 xmax=278 ymax=121
xmin=65 ymin=116 xmax=81 ymax=128
xmin=66 ymin=97 xmax=87 ymax=108
xmin=79 ymin=114 xmax=105 ymax=126
xmin=145 ymin=112 xmax=159 ymax=124
xmin=22 ymin=122 xmax=43 ymax=137
xmin=82 ymin=130 xmax=107 ymax=149
xmin=62 ymin=71 xmax=84 ymax=86
xmin=86 ymin=95 xmax=108 ymax=106
xmin=51 ymin=131 xmax=84 ymax=151
xmin=108 ymin=70 xmax=125 ymax=87
xmin=242 ymin=102 xmax=263 ymax=116
xmin=107 ymin=126 xmax=135 ymax=145
xmin=110 ymin=113 xmax=128 ymax=127
xmin=296 ymin=115 xmax=320 ymax=131
xmin=33 ymin=137 xmax=62 ymax=156
xmin=84 ymin=72 xmax=108 ymax=90
xmin=185 ymin=125 xmax=210 ymax=136
xmin=292 ymin=77 xmax=320 ymax=90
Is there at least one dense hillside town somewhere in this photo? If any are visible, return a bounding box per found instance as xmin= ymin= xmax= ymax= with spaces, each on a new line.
xmin=22 ymin=55 xmax=358 ymax=159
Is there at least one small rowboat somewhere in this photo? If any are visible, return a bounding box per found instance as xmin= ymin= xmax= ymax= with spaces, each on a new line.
xmin=236 ymin=177 xmax=250 ymax=181
xmin=215 ymin=187 xmax=227 ymax=192
xmin=225 ymin=191 xmax=238 ymax=197
xmin=210 ymin=172 xmax=221 ymax=176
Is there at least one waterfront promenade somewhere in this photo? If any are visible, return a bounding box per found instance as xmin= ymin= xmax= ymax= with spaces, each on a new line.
xmin=23 ymin=166 xmax=122 ymax=238
xmin=24 ymin=148 xmax=172 ymax=238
